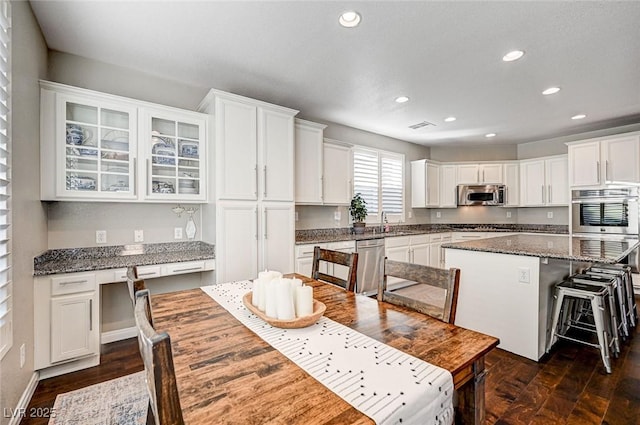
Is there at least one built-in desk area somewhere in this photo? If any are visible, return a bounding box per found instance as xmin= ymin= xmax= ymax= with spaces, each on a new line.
xmin=33 ymin=241 xmax=215 ymax=378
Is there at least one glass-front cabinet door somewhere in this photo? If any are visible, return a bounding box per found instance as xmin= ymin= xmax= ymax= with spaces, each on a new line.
xmin=142 ymin=107 xmax=207 ymax=201
xmin=57 ymin=94 xmax=137 ymax=200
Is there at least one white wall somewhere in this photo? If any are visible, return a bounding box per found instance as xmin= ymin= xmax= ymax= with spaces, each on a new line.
xmin=0 ymin=3 xmax=49 ymax=423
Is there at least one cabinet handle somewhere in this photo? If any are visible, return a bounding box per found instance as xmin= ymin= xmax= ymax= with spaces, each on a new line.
xmin=482 ymin=169 xmax=485 ymax=182
xmin=263 ymin=165 xmax=267 ymax=198
xmin=596 ymin=161 xmax=600 ymax=183
xmin=138 ymin=271 xmax=158 ymax=277
xmin=60 ymin=279 xmax=88 ymax=285
xmin=605 ymin=160 xmax=609 ymax=181
xmin=172 ymin=266 xmax=203 ymax=273
xmin=255 ymin=208 xmax=259 ymax=240
xmin=541 ymin=185 xmax=545 ymax=204
xmin=89 ymin=299 xmax=93 ymax=331
xmin=548 ymin=185 xmax=552 ymax=203
xmin=254 ymin=164 xmax=259 ymax=198
xmin=263 ymin=208 xmax=268 ymax=239
xmin=320 ymin=176 xmax=324 ymax=201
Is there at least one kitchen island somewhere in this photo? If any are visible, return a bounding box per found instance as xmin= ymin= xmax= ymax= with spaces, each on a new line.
xmin=444 ymin=234 xmax=639 ymax=361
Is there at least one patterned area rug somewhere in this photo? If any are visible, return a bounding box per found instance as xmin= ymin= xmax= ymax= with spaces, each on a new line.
xmin=49 ymin=371 xmax=148 ymax=425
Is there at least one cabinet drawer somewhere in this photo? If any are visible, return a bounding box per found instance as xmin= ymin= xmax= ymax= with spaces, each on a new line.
xmin=410 ymin=234 xmax=429 ymax=245
xmin=296 ymin=244 xmax=320 ymax=258
xmin=51 ymin=274 xmax=96 ymax=296
xmin=113 ymin=268 xmax=128 ymax=282
xmin=385 ymin=236 xmax=410 ymax=248
xmin=164 ymin=261 xmax=206 ymax=276
xmin=135 ymin=265 xmax=161 ymax=279
xmin=326 ymin=241 xmax=356 ymax=251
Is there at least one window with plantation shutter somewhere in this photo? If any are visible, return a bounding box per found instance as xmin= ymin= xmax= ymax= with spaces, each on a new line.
xmin=352 ymin=147 xmax=404 ymax=221
xmin=0 ymin=0 xmax=10 ymax=360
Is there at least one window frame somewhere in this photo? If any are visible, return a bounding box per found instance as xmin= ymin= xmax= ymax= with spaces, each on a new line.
xmin=0 ymin=0 xmax=11 ymax=361
xmin=352 ymin=146 xmax=405 ymax=224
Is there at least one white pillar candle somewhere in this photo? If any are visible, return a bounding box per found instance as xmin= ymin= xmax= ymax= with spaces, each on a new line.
xmin=265 ymin=279 xmax=278 ymax=318
xmin=290 ymin=279 xmax=303 ymax=316
xmin=295 ymin=285 xmax=314 ymax=317
xmin=251 ymin=279 xmax=260 ymax=307
xmin=276 ymin=279 xmax=296 ymax=320
xmin=258 ymin=279 xmax=268 ymax=312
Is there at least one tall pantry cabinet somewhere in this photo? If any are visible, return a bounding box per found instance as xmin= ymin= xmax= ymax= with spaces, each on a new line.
xmin=199 ymin=90 xmax=299 ymax=283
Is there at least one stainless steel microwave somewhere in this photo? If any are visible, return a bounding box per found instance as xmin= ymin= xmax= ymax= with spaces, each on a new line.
xmin=457 ymin=184 xmax=506 ymax=206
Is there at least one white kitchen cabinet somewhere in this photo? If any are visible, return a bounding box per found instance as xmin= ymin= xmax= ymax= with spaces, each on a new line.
xmin=429 ymin=232 xmax=451 ymax=268
xmin=294 ymin=241 xmax=355 ymax=280
xmin=385 ymin=235 xmax=430 ymax=265
xmin=40 ymin=81 xmax=209 ymax=203
xmin=439 ymin=165 xmax=457 ymax=208
xmin=411 ymin=160 xmax=439 ymax=208
xmin=203 ymin=90 xmax=298 ymax=202
xmin=520 ymin=155 xmax=568 ymax=207
xmin=323 ymin=141 xmax=352 ymax=205
xmin=409 ymin=234 xmax=430 ymax=265
xmin=35 ymin=273 xmax=99 ymax=369
xmin=294 ymin=119 xmax=326 ymax=204
xmin=503 ymin=162 xmax=520 ymax=207
xmin=260 ymin=203 xmax=295 ymax=274
xmin=141 ymin=107 xmax=207 ymax=201
xmin=456 ymin=163 xmax=503 ymax=184
xmin=567 ymin=133 xmax=640 ymax=187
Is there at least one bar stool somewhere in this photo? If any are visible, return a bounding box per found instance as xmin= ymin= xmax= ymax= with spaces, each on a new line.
xmin=571 ymin=273 xmax=622 ymax=353
xmin=585 ymin=268 xmax=631 ymax=339
xmin=548 ymin=279 xmax=613 ymax=373
xmin=591 ymin=263 xmax=638 ymax=329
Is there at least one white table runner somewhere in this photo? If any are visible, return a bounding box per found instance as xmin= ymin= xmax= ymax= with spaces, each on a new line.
xmin=201 ymin=281 xmax=454 ymax=425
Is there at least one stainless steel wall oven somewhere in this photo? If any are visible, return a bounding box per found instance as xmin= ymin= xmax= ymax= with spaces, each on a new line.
xmin=571 ymin=187 xmax=639 ymax=236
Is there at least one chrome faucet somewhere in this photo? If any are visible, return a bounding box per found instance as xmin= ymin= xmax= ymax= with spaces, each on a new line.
xmin=380 ymin=211 xmax=386 ymax=233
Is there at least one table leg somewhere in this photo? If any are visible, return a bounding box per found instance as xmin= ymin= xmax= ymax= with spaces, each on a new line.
xmin=456 ymin=357 xmax=487 ymax=425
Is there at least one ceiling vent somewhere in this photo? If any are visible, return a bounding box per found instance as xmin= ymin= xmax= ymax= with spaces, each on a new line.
xmin=408 ymin=121 xmax=436 ymax=130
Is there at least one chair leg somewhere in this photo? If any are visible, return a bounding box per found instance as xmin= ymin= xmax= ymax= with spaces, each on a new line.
xmin=146 ymin=400 xmax=155 ymax=425
xmin=590 ymin=296 xmax=612 ymax=374
xmin=548 ymin=291 xmax=565 ymax=351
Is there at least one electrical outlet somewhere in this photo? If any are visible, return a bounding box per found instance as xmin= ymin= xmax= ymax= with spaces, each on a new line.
xmin=506 ymin=211 xmax=512 ymax=218
xmin=408 ymin=211 xmax=413 ymax=219
xmin=436 ymin=211 xmax=441 ymax=218
xmin=96 ymin=230 xmax=107 ymax=244
xmin=20 ymin=343 xmax=25 ymax=368
xmin=174 ymin=227 xmax=183 ymax=239
xmin=134 ymin=229 xmax=144 ymax=242
xmin=518 ymin=267 xmax=530 ymax=284
xmin=334 ymin=211 xmax=341 ymax=220
xmin=547 ymin=211 xmax=554 ymax=219
xmin=295 ymin=211 xmax=299 ymax=221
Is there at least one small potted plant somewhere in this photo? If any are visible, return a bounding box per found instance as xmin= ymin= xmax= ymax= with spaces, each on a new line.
xmin=349 ymin=193 xmax=368 ymax=234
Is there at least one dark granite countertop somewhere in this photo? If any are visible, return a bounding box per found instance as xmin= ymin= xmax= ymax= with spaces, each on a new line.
xmin=295 ymin=224 xmax=568 ymax=245
xmin=34 ymin=241 xmax=215 ymax=276
xmin=442 ymin=234 xmax=640 ymax=263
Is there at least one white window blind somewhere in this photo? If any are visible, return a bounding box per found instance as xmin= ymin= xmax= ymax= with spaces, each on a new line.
xmin=0 ymin=0 xmax=11 ymax=360
xmin=353 ymin=147 xmax=404 ymax=220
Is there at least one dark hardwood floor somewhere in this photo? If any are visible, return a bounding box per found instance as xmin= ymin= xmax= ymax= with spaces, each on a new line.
xmin=22 ymin=298 xmax=640 ymax=425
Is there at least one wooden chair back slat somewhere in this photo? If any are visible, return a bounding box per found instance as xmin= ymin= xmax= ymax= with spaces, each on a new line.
xmin=311 ymin=246 xmax=358 ymax=292
xmin=378 ymin=259 xmax=460 ymax=324
xmin=134 ymin=290 xmax=185 ymax=425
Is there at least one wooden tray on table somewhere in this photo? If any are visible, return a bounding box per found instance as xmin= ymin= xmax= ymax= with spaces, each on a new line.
xmin=242 ymin=292 xmax=326 ymax=329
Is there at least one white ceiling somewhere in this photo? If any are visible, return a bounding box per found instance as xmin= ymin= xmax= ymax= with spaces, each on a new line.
xmin=29 ymin=1 xmax=640 ymax=147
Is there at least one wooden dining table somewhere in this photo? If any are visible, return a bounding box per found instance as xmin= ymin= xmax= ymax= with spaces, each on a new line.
xmin=151 ymin=274 xmax=499 ymax=425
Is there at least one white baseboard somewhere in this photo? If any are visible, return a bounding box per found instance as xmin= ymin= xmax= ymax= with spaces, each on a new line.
xmin=101 ymin=326 xmax=137 ymax=344
xmin=8 ymin=371 xmax=39 ymax=425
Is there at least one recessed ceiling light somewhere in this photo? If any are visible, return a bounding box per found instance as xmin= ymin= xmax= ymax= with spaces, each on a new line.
xmin=339 ymin=11 xmax=361 ymax=28
xmin=502 ymin=50 xmax=525 ymax=62
xmin=485 ymin=133 xmax=497 ymax=138
xmin=395 ymin=96 xmax=409 ymax=103
xmin=571 ymin=114 xmax=587 ymax=120
xmin=444 ymin=116 xmax=457 ymax=122
xmin=542 ymin=87 xmax=561 ymax=95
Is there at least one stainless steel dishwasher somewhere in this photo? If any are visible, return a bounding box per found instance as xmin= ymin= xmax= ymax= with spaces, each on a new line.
xmin=355 ymin=238 xmax=385 ymax=296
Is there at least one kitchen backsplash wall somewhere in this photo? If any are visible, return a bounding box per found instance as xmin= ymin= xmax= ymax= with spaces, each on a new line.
xmin=47 ymin=202 xmax=203 ymax=249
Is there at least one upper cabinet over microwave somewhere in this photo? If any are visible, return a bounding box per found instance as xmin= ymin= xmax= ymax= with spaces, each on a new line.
xmin=567 ymin=133 xmax=640 ymax=188
xmin=40 ymin=81 xmax=208 ymax=203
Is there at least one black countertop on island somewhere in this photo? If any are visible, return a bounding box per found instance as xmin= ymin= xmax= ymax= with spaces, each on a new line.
xmin=34 ymin=241 xmax=215 ymax=276
xmin=442 ymin=234 xmax=640 ymax=264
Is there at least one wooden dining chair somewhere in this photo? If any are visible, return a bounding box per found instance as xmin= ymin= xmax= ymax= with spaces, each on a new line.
xmin=127 ymin=265 xmax=147 ymax=302
xmin=311 ymin=246 xmax=359 ymax=292
xmin=378 ymin=259 xmax=461 ymax=324
xmin=134 ymin=289 xmax=185 ymax=425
